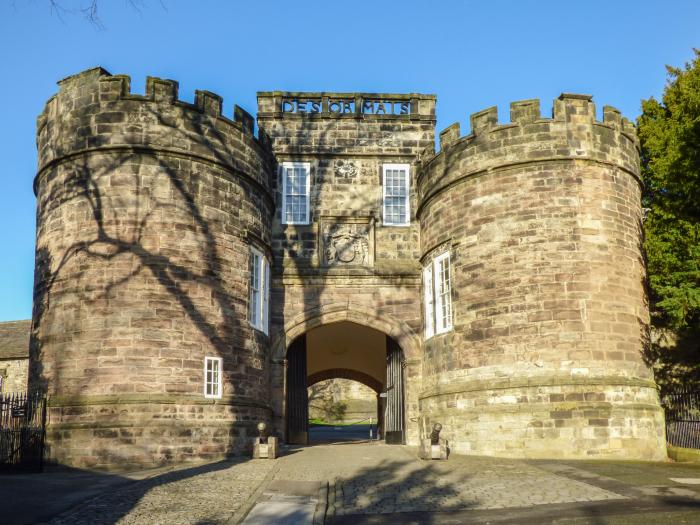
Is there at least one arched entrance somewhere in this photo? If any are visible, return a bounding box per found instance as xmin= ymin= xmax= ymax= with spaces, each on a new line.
xmin=284 ymin=321 xmax=406 ymax=445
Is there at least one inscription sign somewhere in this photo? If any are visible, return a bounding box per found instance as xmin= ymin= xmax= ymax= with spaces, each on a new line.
xmin=320 ymin=217 xmax=374 ymax=267
xmin=282 ymin=99 xmax=322 ymax=113
xmin=282 ymin=97 xmax=410 ymax=115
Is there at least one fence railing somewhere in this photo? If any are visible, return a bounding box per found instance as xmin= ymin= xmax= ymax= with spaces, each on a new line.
xmin=0 ymin=391 xmax=47 ymax=472
xmin=661 ymin=389 xmax=700 ymax=450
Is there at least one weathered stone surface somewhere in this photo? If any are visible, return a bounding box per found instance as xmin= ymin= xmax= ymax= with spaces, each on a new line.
xmin=418 ymin=95 xmax=665 ymax=459
xmin=30 ymin=68 xmax=665 ymax=468
xmin=0 ymin=320 xmax=30 ymax=393
xmin=258 ymin=91 xmax=434 ymax=446
xmin=32 ymin=68 xmax=275 ymax=469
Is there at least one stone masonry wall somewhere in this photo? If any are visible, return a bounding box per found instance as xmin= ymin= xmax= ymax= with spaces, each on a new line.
xmin=32 ymin=68 xmax=274 ymax=469
xmin=417 ymin=95 xmax=666 ymax=459
xmin=32 ymin=69 xmax=666 ymax=466
xmin=258 ymin=93 xmax=435 ymax=444
xmin=0 ymin=358 xmax=28 ymax=393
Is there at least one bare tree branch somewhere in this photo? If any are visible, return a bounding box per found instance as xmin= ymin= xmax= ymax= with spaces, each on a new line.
xmin=43 ymin=0 xmax=157 ymax=28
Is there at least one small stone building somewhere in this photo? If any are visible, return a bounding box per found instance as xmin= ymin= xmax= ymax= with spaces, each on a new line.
xmin=0 ymin=320 xmax=30 ymax=393
xmin=29 ymin=67 xmax=667 ymax=469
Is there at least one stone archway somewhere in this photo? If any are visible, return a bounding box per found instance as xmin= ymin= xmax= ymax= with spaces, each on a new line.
xmin=279 ymin=317 xmax=409 ymax=445
xmin=307 ymin=368 xmax=383 ymax=394
xmin=269 ymin=303 xmax=420 ymax=446
xmin=271 ymin=302 xmax=420 ymax=363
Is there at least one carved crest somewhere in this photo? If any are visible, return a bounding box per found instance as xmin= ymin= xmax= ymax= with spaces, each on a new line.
xmin=320 ymin=218 xmax=374 ymax=267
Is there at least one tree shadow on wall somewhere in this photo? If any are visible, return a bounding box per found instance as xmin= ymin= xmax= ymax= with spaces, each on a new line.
xmin=268 ymin=110 xmax=428 ymax=444
xmin=28 ymin=93 xmax=277 ymax=521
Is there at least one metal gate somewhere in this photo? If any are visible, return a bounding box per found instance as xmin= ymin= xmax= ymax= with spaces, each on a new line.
xmin=0 ymin=392 xmax=47 ymax=472
xmin=384 ymin=336 xmax=405 ymax=444
xmin=286 ymin=334 xmax=309 ymax=444
xmin=662 ymin=388 xmax=700 ymax=449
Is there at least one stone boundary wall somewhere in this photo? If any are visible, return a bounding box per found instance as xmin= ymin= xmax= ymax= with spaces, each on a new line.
xmin=417 ymin=94 xmax=666 ymax=460
xmin=32 ymin=68 xmax=274 ymax=469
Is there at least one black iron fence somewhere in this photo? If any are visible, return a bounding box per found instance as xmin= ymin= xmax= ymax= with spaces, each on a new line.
xmin=661 ymin=389 xmax=700 ymax=449
xmin=0 ymin=391 xmax=47 ymax=472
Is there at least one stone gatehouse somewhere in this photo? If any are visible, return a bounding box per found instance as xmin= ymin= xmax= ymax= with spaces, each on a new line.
xmin=29 ymin=67 xmax=666 ymax=469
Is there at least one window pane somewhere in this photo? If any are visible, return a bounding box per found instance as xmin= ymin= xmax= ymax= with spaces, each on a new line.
xmin=249 ymin=251 xmax=261 ymax=327
xmin=424 ymin=266 xmax=434 ymax=338
xmin=283 ymin=164 xmax=310 ymax=223
xmin=435 ymin=255 xmax=452 ymax=332
xmin=384 ymin=166 xmax=409 ymax=225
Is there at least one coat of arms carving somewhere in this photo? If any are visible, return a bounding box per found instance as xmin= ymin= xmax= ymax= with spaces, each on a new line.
xmin=320 ymin=218 xmax=374 ymax=267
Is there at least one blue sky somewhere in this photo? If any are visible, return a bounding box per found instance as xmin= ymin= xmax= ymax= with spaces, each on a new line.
xmin=0 ymin=0 xmax=698 ymax=321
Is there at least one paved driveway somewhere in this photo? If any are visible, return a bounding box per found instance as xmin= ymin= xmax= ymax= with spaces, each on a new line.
xmin=4 ymin=443 xmax=700 ymax=524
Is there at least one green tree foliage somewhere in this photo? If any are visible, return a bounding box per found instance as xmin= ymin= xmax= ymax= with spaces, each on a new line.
xmin=638 ymin=49 xmax=700 ymax=331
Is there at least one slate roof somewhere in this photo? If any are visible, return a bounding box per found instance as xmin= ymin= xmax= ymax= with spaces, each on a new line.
xmin=0 ymin=320 xmax=31 ymax=360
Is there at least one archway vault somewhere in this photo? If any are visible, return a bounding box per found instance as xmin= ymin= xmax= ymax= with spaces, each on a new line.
xmin=308 ymin=368 xmax=383 ymax=394
xmin=271 ymin=302 xmax=421 ymax=363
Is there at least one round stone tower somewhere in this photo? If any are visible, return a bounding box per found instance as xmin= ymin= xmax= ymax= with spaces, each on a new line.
xmin=417 ymin=94 xmax=666 ymax=459
xmin=31 ymin=68 xmax=274 ymax=469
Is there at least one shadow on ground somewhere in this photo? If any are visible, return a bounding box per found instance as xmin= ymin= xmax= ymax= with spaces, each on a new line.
xmin=0 ymin=459 xmax=240 ymax=525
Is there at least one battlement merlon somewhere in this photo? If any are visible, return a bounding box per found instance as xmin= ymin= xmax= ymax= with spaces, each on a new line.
xmin=37 ymin=67 xmax=264 ymax=144
xmin=35 ymin=67 xmax=274 ymax=199
xmin=256 ymin=91 xmax=436 ymax=121
xmin=418 ymin=94 xmax=642 ymax=211
xmin=421 ymin=93 xmax=639 ymax=168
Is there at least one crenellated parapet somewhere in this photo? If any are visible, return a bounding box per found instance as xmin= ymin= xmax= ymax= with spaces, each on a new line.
xmin=36 ymin=67 xmax=273 ymax=197
xmin=418 ymin=94 xmax=639 ymax=215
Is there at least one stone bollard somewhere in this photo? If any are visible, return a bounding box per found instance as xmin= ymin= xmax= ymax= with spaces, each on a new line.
xmin=253 ymin=422 xmax=278 ymax=459
xmin=419 ymin=423 xmax=448 ymax=460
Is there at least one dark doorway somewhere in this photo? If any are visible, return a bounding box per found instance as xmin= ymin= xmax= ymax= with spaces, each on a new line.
xmin=284 ymin=324 xmax=406 ymax=446
xmin=286 ymin=334 xmax=308 ymax=444
xmin=384 ymin=335 xmax=405 ymax=444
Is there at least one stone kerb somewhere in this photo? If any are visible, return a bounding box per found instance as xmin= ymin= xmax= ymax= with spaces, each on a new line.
xmin=36 ymin=67 xmax=273 ymax=198
xmin=417 ymin=94 xmax=640 ymax=216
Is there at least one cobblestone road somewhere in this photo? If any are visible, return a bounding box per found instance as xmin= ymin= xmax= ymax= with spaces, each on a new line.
xmin=45 ymin=458 xmax=275 ymax=525
xmin=36 ymin=442 xmax=700 ymax=524
xmin=273 ymin=443 xmax=623 ymax=515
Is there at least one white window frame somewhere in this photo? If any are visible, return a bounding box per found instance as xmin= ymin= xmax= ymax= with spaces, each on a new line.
xmin=423 ymin=265 xmax=435 ymax=338
xmin=434 ymin=252 xmax=453 ymax=334
xmin=423 ymin=251 xmax=453 ymax=339
xmin=281 ymin=161 xmax=311 ymax=225
xmin=382 ymin=163 xmax=411 ymax=226
xmin=203 ymin=356 xmax=223 ymax=399
xmin=248 ymin=247 xmax=270 ymax=335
